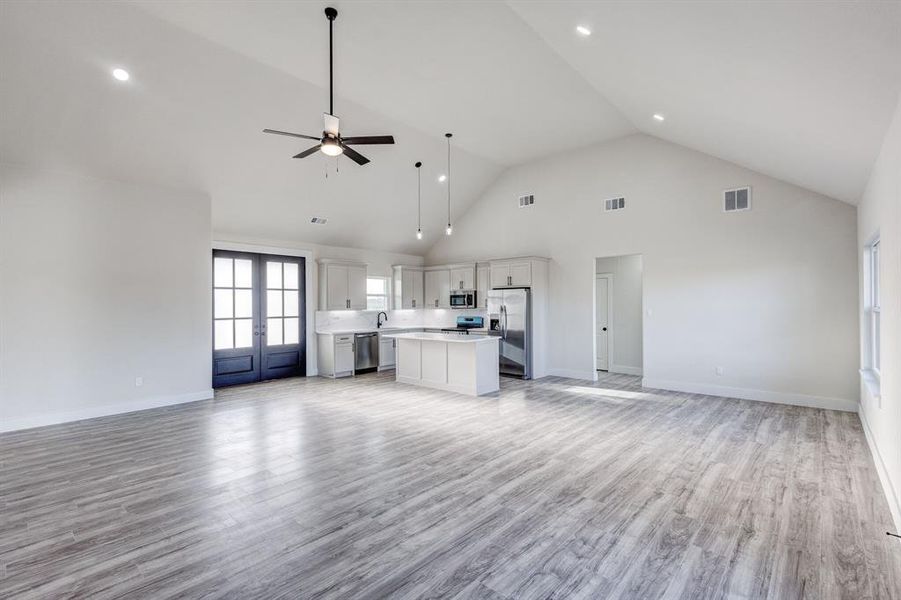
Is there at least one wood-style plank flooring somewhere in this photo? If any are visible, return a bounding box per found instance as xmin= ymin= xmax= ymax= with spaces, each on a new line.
xmin=1 ymin=372 xmax=899 ymax=599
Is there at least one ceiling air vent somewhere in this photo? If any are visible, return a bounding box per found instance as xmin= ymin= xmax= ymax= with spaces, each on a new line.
xmin=310 ymin=217 xmax=328 ymax=225
xmin=605 ymin=197 xmax=625 ymax=211
xmin=723 ymin=187 xmax=751 ymax=212
xmin=518 ymin=194 xmax=535 ymax=208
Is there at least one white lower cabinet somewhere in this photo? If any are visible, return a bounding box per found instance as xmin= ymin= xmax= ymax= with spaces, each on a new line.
xmin=318 ymin=333 xmax=355 ymax=378
xmin=378 ymin=335 xmax=396 ymax=368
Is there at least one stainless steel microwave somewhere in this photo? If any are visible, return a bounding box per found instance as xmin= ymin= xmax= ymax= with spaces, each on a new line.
xmin=449 ymin=290 xmax=477 ymax=309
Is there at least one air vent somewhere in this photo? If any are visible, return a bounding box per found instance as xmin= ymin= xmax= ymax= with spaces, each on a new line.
xmin=310 ymin=217 xmax=328 ymax=225
xmin=518 ymin=194 xmax=535 ymax=208
xmin=605 ymin=197 xmax=625 ymax=211
xmin=723 ymin=187 xmax=751 ymax=212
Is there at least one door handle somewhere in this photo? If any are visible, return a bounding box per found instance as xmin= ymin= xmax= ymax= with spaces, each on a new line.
xmin=602 ymin=327 xmax=607 ymax=332
xmin=346 ymin=299 xmax=350 ymax=309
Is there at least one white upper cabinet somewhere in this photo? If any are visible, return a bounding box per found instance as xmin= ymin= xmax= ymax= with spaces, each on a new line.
xmin=449 ymin=265 xmax=476 ymax=291
xmin=476 ymin=265 xmax=490 ymax=308
xmin=424 ymin=268 xmax=450 ymax=308
xmin=325 ymin=264 xmax=349 ymax=310
xmin=393 ymin=266 xmax=424 ymax=309
xmin=320 ymin=260 xmax=368 ymax=310
xmin=489 ymin=260 xmax=532 ymax=288
xmin=347 ymin=265 xmax=367 ymax=309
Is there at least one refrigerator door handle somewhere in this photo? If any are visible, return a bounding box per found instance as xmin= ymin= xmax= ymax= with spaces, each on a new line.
xmin=502 ymin=305 xmax=507 ymax=339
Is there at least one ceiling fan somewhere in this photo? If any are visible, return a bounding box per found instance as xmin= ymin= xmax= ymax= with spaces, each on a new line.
xmin=263 ymin=7 xmax=395 ymax=166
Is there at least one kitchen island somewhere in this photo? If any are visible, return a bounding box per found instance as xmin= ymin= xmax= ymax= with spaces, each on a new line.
xmin=382 ymin=332 xmax=500 ymax=396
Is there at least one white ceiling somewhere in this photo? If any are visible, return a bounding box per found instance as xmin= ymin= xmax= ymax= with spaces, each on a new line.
xmin=2 ymin=1 xmax=899 ymax=256
xmin=508 ymin=0 xmax=901 ymax=204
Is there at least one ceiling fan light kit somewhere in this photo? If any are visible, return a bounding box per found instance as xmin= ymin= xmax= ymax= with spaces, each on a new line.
xmin=262 ymin=7 xmax=395 ymax=166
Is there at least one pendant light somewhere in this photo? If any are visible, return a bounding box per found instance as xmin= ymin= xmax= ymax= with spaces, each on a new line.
xmin=415 ymin=161 xmax=423 ymax=240
xmin=445 ymin=133 xmax=453 ymax=236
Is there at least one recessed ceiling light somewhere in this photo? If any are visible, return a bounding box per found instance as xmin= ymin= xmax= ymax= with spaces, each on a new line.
xmin=438 ymin=174 xmax=447 ymax=183
xmin=112 ymin=68 xmax=130 ymax=82
xmin=576 ymin=25 xmax=591 ymax=36
xmin=653 ymin=114 xmax=665 ymax=122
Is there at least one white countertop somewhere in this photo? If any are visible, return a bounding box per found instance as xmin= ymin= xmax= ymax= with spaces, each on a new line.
xmin=383 ymin=332 xmax=499 ymax=344
xmin=316 ymin=326 xmax=423 ymax=335
xmin=317 ymin=326 xmax=489 ymax=335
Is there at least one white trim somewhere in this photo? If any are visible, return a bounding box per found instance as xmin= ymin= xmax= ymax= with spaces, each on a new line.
xmin=547 ymin=368 xmax=596 ymax=381
xmin=641 ymin=377 xmax=857 ymax=412
xmin=0 ymin=390 xmax=215 ymax=433
xmin=859 ymin=407 xmax=901 ymax=539
xmin=609 ymin=364 xmax=643 ymax=376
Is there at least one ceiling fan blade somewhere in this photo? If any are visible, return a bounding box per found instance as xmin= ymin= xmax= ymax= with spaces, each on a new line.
xmin=293 ymin=145 xmax=322 ymax=159
xmin=341 ymin=144 xmax=370 ymax=166
xmin=263 ymin=129 xmax=320 ymax=141
xmin=341 ymin=135 xmax=395 ymax=145
xmin=323 ymin=113 xmax=340 ymax=136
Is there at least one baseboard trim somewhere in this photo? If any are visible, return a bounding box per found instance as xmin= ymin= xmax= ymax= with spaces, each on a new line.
xmin=546 ymin=368 xmax=596 ymax=381
xmin=0 ymin=389 xmax=215 ymax=433
xmin=641 ymin=377 xmax=857 ymax=413
xmin=610 ymin=364 xmax=643 ymax=376
xmin=858 ymin=407 xmax=901 ymax=538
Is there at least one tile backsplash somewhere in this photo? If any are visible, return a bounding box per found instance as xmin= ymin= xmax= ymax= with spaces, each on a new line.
xmin=315 ymin=309 xmax=488 ymax=332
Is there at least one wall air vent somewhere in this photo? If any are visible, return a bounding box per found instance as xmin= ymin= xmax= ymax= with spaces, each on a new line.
xmin=518 ymin=194 xmax=535 ymax=208
xmin=604 ymin=197 xmax=625 ymax=211
xmin=310 ymin=217 xmax=328 ymax=225
xmin=723 ymin=187 xmax=751 ymax=212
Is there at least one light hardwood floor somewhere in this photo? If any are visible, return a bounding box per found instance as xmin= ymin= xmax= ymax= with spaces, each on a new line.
xmin=1 ymin=372 xmax=899 ymax=599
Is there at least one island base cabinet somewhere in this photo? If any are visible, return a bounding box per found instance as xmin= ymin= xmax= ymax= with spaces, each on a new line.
xmin=393 ymin=336 xmax=499 ymax=396
xmin=397 ymin=340 xmax=421 ymax=380
xmin=421 ymin=342 xmax=447 ymax=385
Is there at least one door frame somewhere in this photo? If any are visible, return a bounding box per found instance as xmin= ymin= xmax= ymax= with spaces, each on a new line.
xmin=594 ymin=273 xmax=614 ymax=374
xmin=212 ymin=242 xmax=316 ymax=376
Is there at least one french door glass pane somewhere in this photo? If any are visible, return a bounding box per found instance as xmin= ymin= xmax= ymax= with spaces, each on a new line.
xmin=267 ymin=318 xmax=283 ymax=345
xmin=267 ymin=262 xmax=282 ymax=289
xmin=267 ymin=290 xmax=283 ymax=317
xmin=214 ymin=320 xmax=233 ymax=350
xmin=234 ymin=259 xmax=253 ymax=288
xmin=235 ymin=289 xmax=253 ymax=318
xmin=284 ymin=318 xmax=299 ymax=344
xmin=214 ymin=289 xmax=233 ymax=319
xmin=214 ymin=258 xmax=233 ymax=287
xmin=283 ymin=263 xmax=299 ymax=290
xmin=284 ymin=291 xmax=299 ymax=317
xmin=234 ymin=319 xmax=253 ymax=349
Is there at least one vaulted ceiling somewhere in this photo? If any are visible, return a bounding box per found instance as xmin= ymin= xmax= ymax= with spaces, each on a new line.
xmin=2 ymin=1 xmax=899 ymax=256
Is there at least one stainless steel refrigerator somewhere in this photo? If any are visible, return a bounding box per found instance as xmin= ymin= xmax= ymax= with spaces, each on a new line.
xmin=487 ymin=288 xmax=532 ymax=379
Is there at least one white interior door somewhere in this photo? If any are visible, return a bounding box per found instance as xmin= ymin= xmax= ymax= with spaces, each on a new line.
xmin=596 ymin=276 xmax=610 ymax=370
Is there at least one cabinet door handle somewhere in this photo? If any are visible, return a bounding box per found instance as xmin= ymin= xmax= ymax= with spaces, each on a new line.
xmin=412 ymin=299 xmax=416 ymax=308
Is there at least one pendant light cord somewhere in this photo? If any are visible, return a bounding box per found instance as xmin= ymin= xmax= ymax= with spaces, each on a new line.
xmin=445 ymin=133 xmax=452 ymax=229
xmin=417 ymin=162 xmax=422 ymax=231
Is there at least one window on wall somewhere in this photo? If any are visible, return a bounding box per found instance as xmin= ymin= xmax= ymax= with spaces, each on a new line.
xmin=367 ymin=277 xmax=388 ymax=310
xmin=867 ymin=239 xmax=881 ymax=375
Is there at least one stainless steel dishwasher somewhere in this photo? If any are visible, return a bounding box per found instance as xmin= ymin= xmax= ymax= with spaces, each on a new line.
xmin=354 ymin=332 xmax=379 ymax=372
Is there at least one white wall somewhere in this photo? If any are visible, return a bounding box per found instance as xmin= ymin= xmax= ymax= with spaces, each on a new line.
xmin=596 ymin=254 xmax=643 ymax=375
xmin=1 ymin=164 xmax=213 ymax=431
xmin=857 ymin=94 xmax=901 ymax=530
xmin=427 ymin=134 xmax=859 ymax=411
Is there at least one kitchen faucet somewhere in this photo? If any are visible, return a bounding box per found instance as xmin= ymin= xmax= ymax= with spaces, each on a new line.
xmin=377 ymin=311 xmax=388 ymax=328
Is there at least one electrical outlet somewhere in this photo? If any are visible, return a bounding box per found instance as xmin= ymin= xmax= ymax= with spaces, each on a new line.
xmin=135 ymin=376 xmax=143 ymax=387
xmin=715 ymin=367 xmax=724 ymax=376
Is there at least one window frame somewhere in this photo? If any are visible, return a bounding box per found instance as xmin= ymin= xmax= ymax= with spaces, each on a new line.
xmin=366 ymin=276 xmax=389 ymax=311
xmin=866 ymin=238 xmax=881 ymax=377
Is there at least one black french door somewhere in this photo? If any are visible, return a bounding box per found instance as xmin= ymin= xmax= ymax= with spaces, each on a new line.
xmin=212 ymin=250 xmax=306 ymax=387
